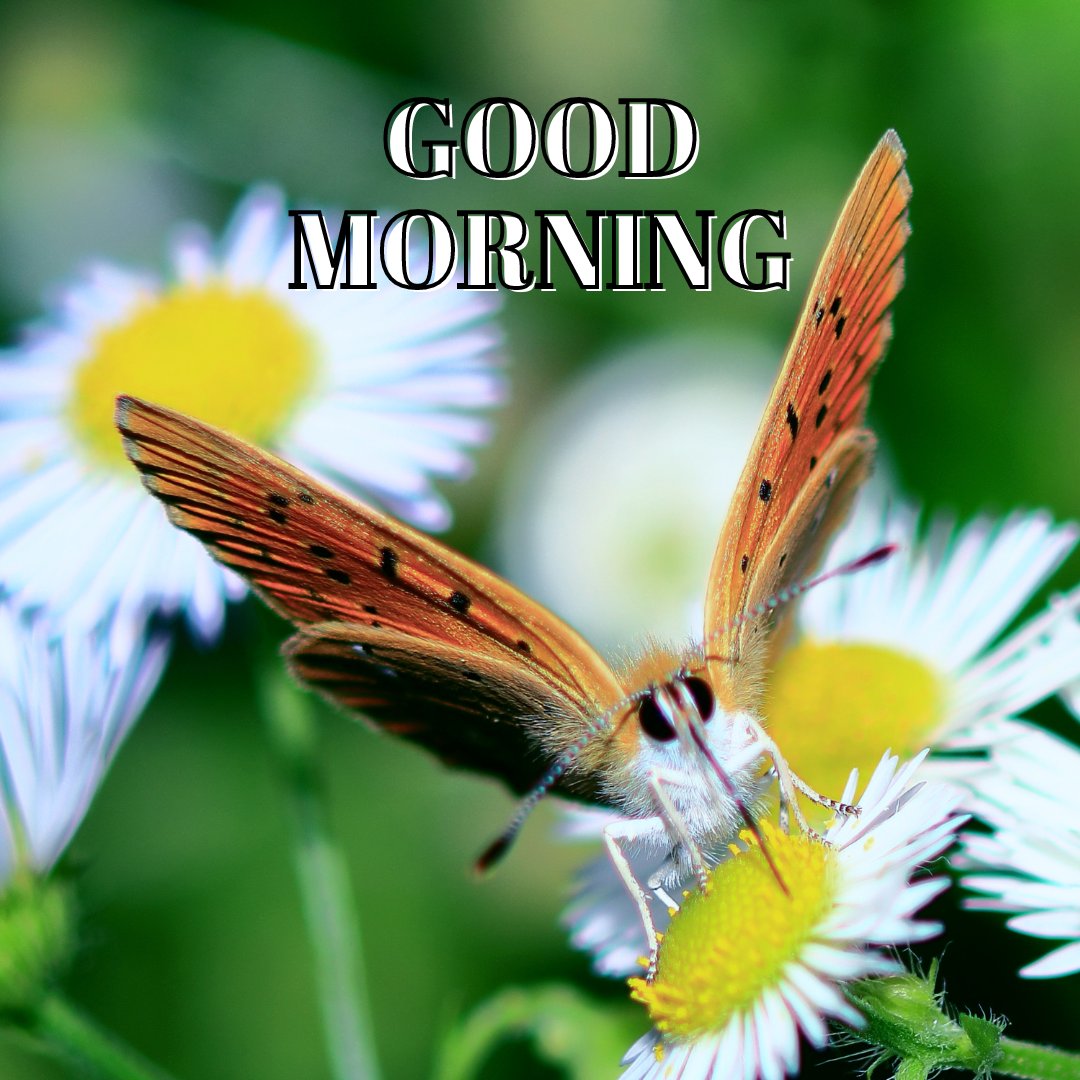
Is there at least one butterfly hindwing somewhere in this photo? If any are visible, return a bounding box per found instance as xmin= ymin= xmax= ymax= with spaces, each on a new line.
xmin=728 ymin=429 xmax=876 ymax=677
xmin=287 ymin=622 xmax=606 ymax=799
xmin=705 ymin=131 xmax=910 ymax=704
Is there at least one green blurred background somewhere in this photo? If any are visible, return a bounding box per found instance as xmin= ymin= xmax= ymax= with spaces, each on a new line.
xmin=1 ymin=1 xmax=1079 ymax=1077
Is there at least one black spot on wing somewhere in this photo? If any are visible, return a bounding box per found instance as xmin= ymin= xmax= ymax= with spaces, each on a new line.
xmin=449 ymin=591 xmax=472 ymax=614
xmin=310 ymin=544 xmax=334 ymax=559
xmin=818 ymin=370 xmax=832 ymax=395
xmin=834 ymin=316 xmax=846 ymax=339
xmin=380 ymin=547 xmax=399 ymax=579
xmin=298 ymin=492 xmax=315 ymax=505
xmin=815 ymin=404 xmax=828 ymax=429
xmin=269 ymin=509 xmax=288 ymax=525
xmin=759 ymin=479 xmax=772 ymax=502
xmin=740 ymin=554 xmax=749 ymax=573
xmin=269 ymin=494 xmax=289 ymax=507
xmin=830 ymin=296 xmax=841 ymax=316
xmin=786 ymin=403 xmax=799 ymax=439
xmin=326 ymin=568 xmax=351 ymax=585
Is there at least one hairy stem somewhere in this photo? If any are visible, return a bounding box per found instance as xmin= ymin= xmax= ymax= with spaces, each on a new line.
xmin=995 ymin=1037 xmax=1080 ymax=1080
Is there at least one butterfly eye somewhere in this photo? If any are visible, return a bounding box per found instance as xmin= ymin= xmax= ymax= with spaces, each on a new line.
xmin=682 ymin=676 xmax=715 ymax=722
xmin=638 ymin=692 xmax=677 ymax=742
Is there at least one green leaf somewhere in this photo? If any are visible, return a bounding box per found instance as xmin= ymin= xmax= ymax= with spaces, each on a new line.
xmin=958 ymin=1014 xmax=1005 ymax=1077
xmin=435 ymin=983 xmax=643 ymax=1080
xmin=895 ymin=1058 xmax=930 ymax=1080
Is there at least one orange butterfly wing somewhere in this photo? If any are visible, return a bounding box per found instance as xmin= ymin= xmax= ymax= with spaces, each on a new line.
xmin=116 ymin=396 xmax=626 ymax=793
xmin=286 ymin=622 xmax=606 ymax=796
xmin=705 ymin=131 xmax=911 ymax=705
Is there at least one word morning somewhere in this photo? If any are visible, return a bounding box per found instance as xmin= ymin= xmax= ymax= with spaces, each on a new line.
xmin=288 ymin=98 xmax=792 ymax=294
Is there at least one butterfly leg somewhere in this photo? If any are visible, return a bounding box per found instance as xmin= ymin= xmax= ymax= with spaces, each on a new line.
xmin=645 ymin=767 xmax=710 ymax=892
xmin=744 ymin=720 xmax=857 ymax=841
xmin=602 ymin=817 xmax=666 ymax=971
xmin=776 ymin=774 xmax=792 ymax=833
xmin=789 ymin=770 xmax=859 ymax=816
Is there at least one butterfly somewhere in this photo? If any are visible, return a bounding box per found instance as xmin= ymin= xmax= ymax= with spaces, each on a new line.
xmin=116 ymin=131 xmax=909 ymax=949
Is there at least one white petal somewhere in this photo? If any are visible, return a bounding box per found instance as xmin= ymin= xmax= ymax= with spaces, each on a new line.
xmin=1019 ymin=940 xmax=1080 ymax=978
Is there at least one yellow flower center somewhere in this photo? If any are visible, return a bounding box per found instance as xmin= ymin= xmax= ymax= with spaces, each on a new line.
xmin=763 ymin=640 xmax=944 ymax=808
xmin=630 ymin=822 xmax=835 ymax=1038
xmin=68 ymin=283 xmax=316 ymax=471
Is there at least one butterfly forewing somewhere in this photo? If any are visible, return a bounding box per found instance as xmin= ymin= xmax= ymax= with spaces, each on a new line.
xmin=116 ymin=396 xmax=626 ymax=734
xmin=705 ymin=131 xmax=910 ymax=701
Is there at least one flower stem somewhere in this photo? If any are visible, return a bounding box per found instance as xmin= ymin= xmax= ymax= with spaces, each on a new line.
xmin=256 ymin=651 xmax=381 ymax=1080
xmin=995 ymin=1037 xmax=1080 ymax=1080
xmin=25 ymin=992 xmax=178 ymax=1080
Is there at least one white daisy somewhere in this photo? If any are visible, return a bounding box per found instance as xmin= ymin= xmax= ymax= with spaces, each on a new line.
xmin=563 ymin=502 xmax=1078 ymax=979
xmin=0 ymin=603 xmax=167 ymax=885
xmin=620 ymin=751 xmax=963 ymax=1080
xmin=959 ymin=723 xmax=1080 ymax=978
xmin=762 ymin=501 xmax=1080 ymax=804
xmin=0 ymin=187 xmax=502 ymax=640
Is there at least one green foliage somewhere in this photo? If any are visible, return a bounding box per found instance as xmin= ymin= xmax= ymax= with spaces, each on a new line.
xmin=0 ymin=874 xmax=73 ymax=1013
xmin=436 ymin=984 xmax=642 ymax=1080
xmin=845 ymin=964 xmax=1009 ymax=1080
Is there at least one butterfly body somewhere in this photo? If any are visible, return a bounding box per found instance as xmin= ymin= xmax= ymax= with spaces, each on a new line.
xmin=116 ymin=131 xmax=910 ymax=874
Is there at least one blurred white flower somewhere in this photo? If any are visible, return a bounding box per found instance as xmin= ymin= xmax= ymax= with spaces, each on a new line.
xmin=496 ymin=335 xmax=773 ymax=652
xmin=764 ymin=501 xmax=1080 ymax=803
xmin=960 ymin=723 xmax=1080 ymax=978
xmin=0 ymin=604 xmax=167 ymax=885
xmin=0 ymin=187 xmax=502 ymax=640
xmin=617 ymin=752 xmax=962 ymax=1080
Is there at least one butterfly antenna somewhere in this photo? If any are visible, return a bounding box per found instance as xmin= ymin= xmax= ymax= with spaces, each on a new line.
xmin=475 ymin=695 xmax=644 ymax=873
xmin=704 ymin=542 xmax=896 ymax=661
xmin=475 ymin=752 xmax=579 ymax=873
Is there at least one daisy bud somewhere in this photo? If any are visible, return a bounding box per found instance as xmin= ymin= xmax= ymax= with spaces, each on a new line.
xmin=0 ymin=874 xmax=74 ymax=1011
